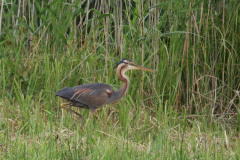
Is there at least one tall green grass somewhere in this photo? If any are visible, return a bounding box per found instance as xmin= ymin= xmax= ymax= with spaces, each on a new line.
xmin=0 ymin=0 xmax=239 ymax=159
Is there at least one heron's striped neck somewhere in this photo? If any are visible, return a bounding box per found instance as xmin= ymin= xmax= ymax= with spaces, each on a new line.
xmin=116 ymin=64 xmax=130 ymax=99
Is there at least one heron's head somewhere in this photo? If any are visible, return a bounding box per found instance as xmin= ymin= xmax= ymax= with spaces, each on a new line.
xmin=116 ymin=59 xmax=154 ymax=73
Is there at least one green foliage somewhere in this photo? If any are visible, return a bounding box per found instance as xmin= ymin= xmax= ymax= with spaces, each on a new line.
xmin=0 ymin=0 xmax=239 ymax=159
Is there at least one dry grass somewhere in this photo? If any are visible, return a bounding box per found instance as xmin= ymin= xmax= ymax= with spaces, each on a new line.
xmin=0 ymin=0 xmax=240 ymax=159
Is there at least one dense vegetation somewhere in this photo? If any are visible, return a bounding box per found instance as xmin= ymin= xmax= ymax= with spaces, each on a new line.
xmin=0 ymin=0 xmax=239 ymax=159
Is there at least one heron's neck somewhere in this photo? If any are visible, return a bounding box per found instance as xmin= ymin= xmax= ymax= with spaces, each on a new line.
xmin=104 ymin=66 xmax=130 ymax=105
xmin=117 ymin=75 xmax=130 ymax=99
xmin=116 ymin=66 xmax=130 ymax=99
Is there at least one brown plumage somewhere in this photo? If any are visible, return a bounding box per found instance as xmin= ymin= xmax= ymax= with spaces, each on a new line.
xmin=55 ymin=83 xmax=114 ymax=112
xmin=56 ymin=59 xmax=153 ymax=126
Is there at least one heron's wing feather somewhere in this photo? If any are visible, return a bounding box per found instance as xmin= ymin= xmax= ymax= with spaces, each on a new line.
xmin=71 ymin=88 xmax=112 ymax=108
xmin=56 ymin=83 xmax=114 ymax=108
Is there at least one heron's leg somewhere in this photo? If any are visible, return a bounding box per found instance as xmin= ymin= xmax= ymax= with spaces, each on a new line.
xmin=60 ymin=103 xmax=83 ymax=119
xmin=84 ymin=109 xmax=96 ymax=129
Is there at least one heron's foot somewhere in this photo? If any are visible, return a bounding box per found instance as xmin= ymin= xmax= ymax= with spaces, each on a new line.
xmin=60 ymin=103 xmax=83 ymax=121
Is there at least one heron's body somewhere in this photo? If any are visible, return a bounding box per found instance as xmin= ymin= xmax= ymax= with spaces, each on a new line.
xmin=56 ymin=59 xmax=153 ymax=126
xmin=55 ymin=83 xmax=127 ymax=112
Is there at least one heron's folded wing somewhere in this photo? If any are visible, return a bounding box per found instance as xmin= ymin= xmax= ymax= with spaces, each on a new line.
xmin=71 ymin=88 xmax=110 ymax=108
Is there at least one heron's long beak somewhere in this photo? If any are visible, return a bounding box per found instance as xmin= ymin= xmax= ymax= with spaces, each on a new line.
xmin=135 ymin=64 xmax=154 ymax=72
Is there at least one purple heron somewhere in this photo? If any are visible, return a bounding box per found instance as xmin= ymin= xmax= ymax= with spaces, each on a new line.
xmin=56 ymin=59 xmax=153 ymax=126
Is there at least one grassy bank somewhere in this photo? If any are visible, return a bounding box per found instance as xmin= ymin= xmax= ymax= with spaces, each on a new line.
xmin=0 ymin=0 xmax=239 ymax=159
